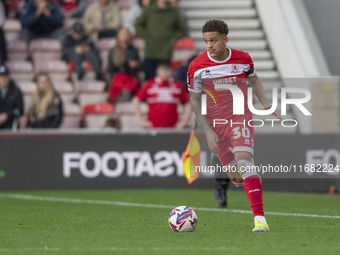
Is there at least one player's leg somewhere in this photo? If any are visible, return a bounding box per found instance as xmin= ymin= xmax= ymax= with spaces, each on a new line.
xmin=234 ymin=152 xmax=269 ymax=232
xmin=229 ymin=111 xmax=269 ymax=232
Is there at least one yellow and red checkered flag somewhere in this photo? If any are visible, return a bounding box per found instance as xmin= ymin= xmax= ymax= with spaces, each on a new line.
xmin=182 ymin=126 xmax=201 ymax=184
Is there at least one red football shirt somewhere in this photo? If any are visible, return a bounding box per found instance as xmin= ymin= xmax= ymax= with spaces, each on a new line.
xmin=135 ymin=77 xmax=189 ymax=128
xmin=187 ymin=47 xmax=255 ymax=124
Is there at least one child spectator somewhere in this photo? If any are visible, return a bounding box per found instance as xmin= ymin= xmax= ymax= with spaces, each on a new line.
xmin=20 ymin=0 xmax=64 ymax=43
xmin=63 ymin=22 xmax=102 ymax=80
xmin=123 ymin=0 xmax=151 ymax=36
xmin=132 ymin=62 xmax=190 ymax=128
xmin=108 ymin=28 xmax=140 ymax=103
xmin=27 ymin=72 xmax=63 ymax=128
xmin=83 ymin=0 xmax=121 ymax=42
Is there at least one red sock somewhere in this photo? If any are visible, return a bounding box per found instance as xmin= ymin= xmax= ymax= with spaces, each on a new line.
xmin=243 ymin=176 xmax=264 ymax=217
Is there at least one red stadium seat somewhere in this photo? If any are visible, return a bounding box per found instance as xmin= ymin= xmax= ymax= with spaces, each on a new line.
xmin=83 ymin=103 xmax=114 ymax=115
xmin=172 ymin=37 xmax=197 ymax=70
xmin=82 ymin=103 xmax=115 ymax=128
xmin=173 ymin=37 xmax=196 ymax=49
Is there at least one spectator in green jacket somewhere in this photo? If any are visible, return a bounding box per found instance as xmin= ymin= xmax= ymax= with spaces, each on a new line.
xmin=135 ymin=0 xmax=186 ymax=80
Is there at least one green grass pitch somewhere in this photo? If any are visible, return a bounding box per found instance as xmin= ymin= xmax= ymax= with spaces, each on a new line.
xmin=0 ymin=189 xmax=340 ymax=255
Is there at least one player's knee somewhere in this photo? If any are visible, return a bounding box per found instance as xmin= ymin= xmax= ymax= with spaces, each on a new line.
xmin=237 ymin=159 xmax=258 ymax=180
xmin=231 ymin=178 xmax=244 ymax=188
xmin=230 ymin=178 xmax=243 ymax=183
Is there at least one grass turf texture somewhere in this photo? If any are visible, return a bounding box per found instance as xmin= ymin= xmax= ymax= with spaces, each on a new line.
xmin=0 ymin=189 xmax=340 ymax=255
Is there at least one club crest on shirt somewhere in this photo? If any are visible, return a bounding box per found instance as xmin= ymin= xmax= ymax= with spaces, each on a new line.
xmin=231 ymin=64 xmax=240 ymax=74
xmin=205 ymin=69 xmax=212 ymax=76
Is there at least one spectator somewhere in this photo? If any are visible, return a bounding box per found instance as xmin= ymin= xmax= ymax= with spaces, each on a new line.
xmin=27 ymin=72 xmax=63 ymax=128
xmin=63 ymin=22 xmax=102 ymax=80
xmin=0 ymin=1 xmax=7 ymax=64
xmin=83 ymin=0 xmax=121 ymax=42
xmin=0 ymin=0 xmax=8 ymax=17
xmin=135 ymin=0 xmax=186 ymax=80
xmin=59 ymin=0 xmax=88 ymax=18
xmin=20 ymin=0 xmax=64 ymax=43
xmin=174 ymin=54 xmax=197 ymax=89
xmin=132 ymin=62 xmax=190 ymax=128
xmin=169 ymin=0 xmax=189 ymax=36
xmin=103 ymin=117 xmax=119 ymax=130
xmin=0 ymin=65 xmax=24 ymax=130
xmin=123 ymin=0 xmax=151 ymax=36
xmin=107 ymin=28 xmax=140 ymax=103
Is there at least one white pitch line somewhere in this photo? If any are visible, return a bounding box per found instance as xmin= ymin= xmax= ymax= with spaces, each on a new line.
xmin=1 ymin=193 xmax=340 ymax=219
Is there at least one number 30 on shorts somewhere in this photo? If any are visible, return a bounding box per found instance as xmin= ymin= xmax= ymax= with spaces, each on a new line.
xmin=233 ymin=127 xmax=250 ymax=139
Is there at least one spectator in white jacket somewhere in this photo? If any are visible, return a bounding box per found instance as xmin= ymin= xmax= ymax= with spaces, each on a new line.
xmin=123 ymin=0 xmax=151 ymax=36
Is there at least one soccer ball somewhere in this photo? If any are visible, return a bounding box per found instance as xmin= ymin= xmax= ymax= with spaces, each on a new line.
xmin=168 ymin=206 xmax=197 ymax=232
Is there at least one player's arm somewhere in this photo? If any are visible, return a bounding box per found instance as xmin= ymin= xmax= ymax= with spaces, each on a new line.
xmin=189 ymin=92 xmax=219 ymax=154
xmin=246 ymin=74 xmax=282 ymax=121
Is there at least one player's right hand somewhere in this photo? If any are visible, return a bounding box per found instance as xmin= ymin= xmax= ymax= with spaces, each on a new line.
xmin=205 ymin=129 xmax=220 ymax=155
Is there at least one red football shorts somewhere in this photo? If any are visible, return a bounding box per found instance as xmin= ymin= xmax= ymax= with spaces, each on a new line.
xmin=211 ymin=110 xmax=254 ymax=166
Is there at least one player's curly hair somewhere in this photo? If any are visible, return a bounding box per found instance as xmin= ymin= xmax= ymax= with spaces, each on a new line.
xmin=202 ymin=20 xmax=229 ymax=36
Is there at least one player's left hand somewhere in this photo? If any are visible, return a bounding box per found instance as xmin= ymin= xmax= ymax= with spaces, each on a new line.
xmin=205 ymin=129 xmax=220 ymax=155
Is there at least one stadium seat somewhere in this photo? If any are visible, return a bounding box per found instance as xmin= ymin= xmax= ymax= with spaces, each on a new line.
xmin=29 ymin=38 xmax=62 ymax=60
xmin=23 ymin=94 xmax=32 ymax=114
xmin=34 ymin=60 xmax=69 ymax=82
xmin=76 ymin=80 xmax=106 ymax=93
xmin=68 ymin=60 xmax=95 ymax=81
xmin=53 ymin=81 xmax=76 ymax=105
xmin=186 ymin=9 xmax=256 ymax=19
xmin=63 ymin=18 xmax=82 ymax=30
xmin=16 ymin=81 xmax=36 ymax=95
xmin=19 ymin=115 xmax=27 ymax=129
xmin=115 ymin=101 xmax=148 ymax=116
xmin=172 ymin=37 xmax=196 ymax=70
xmin=60 ymin=115 xmax=81 ymax=129
xmin=6 ymin=41 xmax=28 ymax=61
xmin=78 ymin=93 xmax=108 ymax=107
xmin=116 ymin=0 xmax=131 ymax=9
xmin=132 ymin=37 xmax=145 ymax=51
xmin=60 ymin=103 xmax=81 ymax=129
xmin=53 ymin=81 xmax=74 ymax=94
xmin=82 ymin=103 xmax=115 ymax=129
xmin=32 ymin=52 xmax=62 ymax=62
xmin=3 ymin=19 xmax=22 ymax=42
xmin=119 ymin=115 xmax=144 ymax=132
xmin=6 ymin=61 xmax=35 ymax=82
xmin=97 ymin=37 xmax=116 ymax=72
